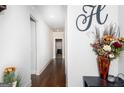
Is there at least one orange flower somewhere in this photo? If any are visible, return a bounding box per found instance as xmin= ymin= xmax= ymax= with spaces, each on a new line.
xmin=118 ymin=37 xmax=124 ymax=42
xmin=8 ymin=68 xmax=12 ymax=72
xmin=103 ymin=35 xmax=114 ymax=41
xmin=4 ymin=67 xmax=16 ymax=73
xmin=12 ymin=67 xmax=16 ymax=71
xmin=4 ymin=69 xmax=8 ymax=73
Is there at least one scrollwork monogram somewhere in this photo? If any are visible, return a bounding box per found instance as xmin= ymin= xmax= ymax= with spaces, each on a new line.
xmin=76 ymin=5 xmax=108 ymax=31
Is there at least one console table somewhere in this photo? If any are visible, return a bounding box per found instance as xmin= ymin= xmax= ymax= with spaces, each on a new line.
xmin=83 ymin=76 xmax=124 ymax=87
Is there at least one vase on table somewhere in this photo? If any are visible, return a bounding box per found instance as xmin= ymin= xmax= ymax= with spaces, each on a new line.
xmin=97 ymin=56 xmax=110 ymax=80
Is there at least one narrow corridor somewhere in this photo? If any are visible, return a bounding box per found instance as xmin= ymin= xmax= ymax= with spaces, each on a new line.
xmin=31 ymin=57 xmax=65 ymax=87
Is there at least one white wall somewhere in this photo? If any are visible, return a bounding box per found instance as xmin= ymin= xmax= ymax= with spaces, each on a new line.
xmin=118 ymin=6 xmax=124 ymax=74
xmin=30 ymin=8 xmax=53 ymax=75
xmin=66 ymin=5 xmax=119 ymax=87
xmin=0 ymin=6 xmax=31 ymax=86
xmin=52 ymin=31 xmax=65 ymax=58
xmin=0 ymin=5 xmax=53 ymax=87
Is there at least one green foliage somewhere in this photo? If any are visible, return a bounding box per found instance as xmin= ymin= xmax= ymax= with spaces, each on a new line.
xmin=3 ymin=72 xmax=21 ymax=87
xmin=4 ymin=72 xmax=16 ymax=84
xmin=16 ymin=75 xmax=21 ymax=87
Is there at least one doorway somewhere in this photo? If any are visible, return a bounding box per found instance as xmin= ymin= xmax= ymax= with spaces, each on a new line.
xmin=55 ymin=39 xmax=62 ymax=58
xmin=30 ymin=16 xmax=37 ymax=74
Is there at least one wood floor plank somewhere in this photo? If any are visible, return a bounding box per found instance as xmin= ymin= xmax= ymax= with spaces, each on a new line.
xmin=31 ymin=57 xmax=66 ymax=87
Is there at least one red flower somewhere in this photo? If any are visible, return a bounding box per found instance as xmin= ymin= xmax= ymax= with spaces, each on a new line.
xmin=112 ymin=42 xmax=122 ymax=48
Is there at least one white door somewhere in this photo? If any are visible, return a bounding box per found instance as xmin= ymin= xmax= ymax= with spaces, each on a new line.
xmin=30 ymin=17 xmax=37 ymax=74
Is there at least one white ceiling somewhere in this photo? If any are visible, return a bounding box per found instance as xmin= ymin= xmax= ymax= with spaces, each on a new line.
xmin=37 ymin=5 xmax=66 ymax=30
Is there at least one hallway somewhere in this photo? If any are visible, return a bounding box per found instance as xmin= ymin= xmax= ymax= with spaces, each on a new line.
xmin=31 ymin=57 xmax=66 ymax=87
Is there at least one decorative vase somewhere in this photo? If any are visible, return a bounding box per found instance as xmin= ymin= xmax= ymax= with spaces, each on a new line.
xmin=97 ymin=56 xmax=110 ymax=79
xmin=12 ymin=81 xmax=17 ymax=87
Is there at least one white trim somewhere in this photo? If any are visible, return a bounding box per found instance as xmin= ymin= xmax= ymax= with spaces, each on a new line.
xmin=30 ymin=15 xmax=38 ymax=75
xmin=36 ymin=59 xmax=52 ymax=75
xmin=65 ymin=6 xmax=68 ymax=87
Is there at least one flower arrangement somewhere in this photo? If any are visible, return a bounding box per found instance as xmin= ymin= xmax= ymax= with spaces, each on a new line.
xmin=3 ymin=67 xmax=16 ymax=84
xmin=91 ymin=24 xmax=124 ymax=61
xmin=3 ymin=67 xmax=21 ymax=87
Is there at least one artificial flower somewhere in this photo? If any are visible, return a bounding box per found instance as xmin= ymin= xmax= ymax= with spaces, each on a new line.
xmin=103 ymin=35 xmax=114 ymax=41
xmin=8 ymin=68 xmax=12 ymax=72
xmin=4 ymin=67 xmax=16 ymax=84
xmin=91 ymin=25 xmax=124 ymax=60
xmin=112 ymin=42 xmax=122 ymax=48
xmin=103 ymin=45 xmax=111 ymax=52
xmin=97 ymin=48 xmax=105 ymax=56
xmin=109 ymin=53 xmax=115 ymax=58
xmin=118 ymin=37 xmax=124 ymax=42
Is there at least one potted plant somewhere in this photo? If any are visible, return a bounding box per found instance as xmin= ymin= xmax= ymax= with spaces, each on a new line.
xmin=3 ymin=67 xmax=20 ymax=87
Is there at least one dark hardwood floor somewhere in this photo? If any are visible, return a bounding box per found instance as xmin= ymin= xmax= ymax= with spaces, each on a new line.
xmin=31 ymin=55 xmax=66 ymax=87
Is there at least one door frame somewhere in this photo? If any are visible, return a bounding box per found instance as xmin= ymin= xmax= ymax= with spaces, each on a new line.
xmin=53 ymin=37 xmax=64 ymax=58
xmin=55 ymin=39 xmax=63 ymax=58
xmin=30 ymin=15 xmax=37 ymax=75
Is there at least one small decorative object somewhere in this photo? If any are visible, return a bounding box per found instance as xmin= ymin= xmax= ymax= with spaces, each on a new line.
xmin=0 ymin=5 xmax=6 ymax=12
xmin=107 ymin=73 xmax=124 ymax=83
xmin=76 ymin=5 xmax=108 ymax=31
xmin=3 ymin=67 xmax=17 ymax=87
xmin=91 ymin=24 xmax=124 ymax=79
xmin=107 ymin=75 xmax=116 ymax=83
xmin=12 ymin=81 xmax=17 ymax=87
xmin=97 ymin=56 xmax=110 ymax=79
xmin=116 ymin=73 xmax=124 ymax=81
